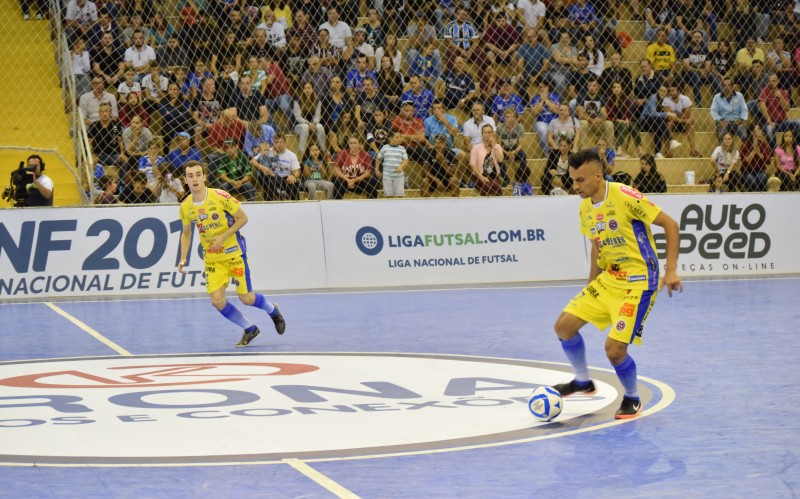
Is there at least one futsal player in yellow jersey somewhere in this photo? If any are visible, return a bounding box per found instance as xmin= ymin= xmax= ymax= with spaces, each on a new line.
xmin=178 ymin=161 xmax=285 ymax=347
xmin=553 ymin=150 xmax=682 ymax=419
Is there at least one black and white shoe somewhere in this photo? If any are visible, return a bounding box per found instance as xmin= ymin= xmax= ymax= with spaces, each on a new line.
xmin=553 ymin=379 xmax=597 ymax=397
xmin=614 ymin=396 xmax=642 ymax=419
xmin=235 ymin=326 xmax=261 ymax=347
xmin=271 ymin=304 xmax=285 ymax=335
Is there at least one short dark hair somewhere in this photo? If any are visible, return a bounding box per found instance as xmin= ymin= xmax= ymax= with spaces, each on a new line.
xmin=182 ymin=160 xmax=206 ymax=175
xmin=568 ymin=149 xmax=602 ymax=170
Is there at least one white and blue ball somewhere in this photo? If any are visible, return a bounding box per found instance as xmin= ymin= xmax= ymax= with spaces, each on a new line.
xmin=527 ymin=386 xmax=563 ymax=422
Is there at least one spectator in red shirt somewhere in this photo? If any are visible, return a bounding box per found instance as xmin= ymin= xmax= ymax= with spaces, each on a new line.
xmin=738 ymin=123 xmax=771 ymax=192
xmin=758 ymin=73 xmax=800 ymax=148
xmin=482 ymin=14 xmax=520 ymax=65
xmin=206 ymin=108 xmax=247 ymax=182
xmin=333 ymin=136 xmax=380 ymax=199
xmin=392 ymin=100 xmax=433 ymax=171
xmin=260 ymin=54 xmax=294 ymax=124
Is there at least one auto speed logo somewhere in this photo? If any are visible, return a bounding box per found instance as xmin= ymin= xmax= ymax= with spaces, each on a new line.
xmin=0 ymin=353 xmax=668 ymax=465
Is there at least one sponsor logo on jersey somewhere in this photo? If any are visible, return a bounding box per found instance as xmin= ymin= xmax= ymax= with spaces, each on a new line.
xmin=619 ymin=185 xmax=644 ymax=199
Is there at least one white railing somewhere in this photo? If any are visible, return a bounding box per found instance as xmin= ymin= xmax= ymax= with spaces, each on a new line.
xmin=51 ymin=0 xmax=91 ymax=204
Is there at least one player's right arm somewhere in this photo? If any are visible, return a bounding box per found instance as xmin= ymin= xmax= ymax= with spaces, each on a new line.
xmin=588 ymin=238 xmax=602 ymax=283
xmin=178 ymin=222 xmax=192 ymax=274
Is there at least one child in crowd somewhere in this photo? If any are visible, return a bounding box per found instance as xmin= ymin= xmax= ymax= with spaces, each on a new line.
xmin=766 ymin=176 xmax=782 ymax=192
xmin=549 ymin=175 xmax=568 ymax=196
xmin=376 ymin=130 xmax=408 ymax=198
xmin=708 ymin=174 xmax=727 ymax=193
xmin=302 ymin=143 xmax=335 ymax=200
xmin=94 ymin=173 xmax=119 ymax=204
xmin=117 ymin=68 xmax=141 ymax=98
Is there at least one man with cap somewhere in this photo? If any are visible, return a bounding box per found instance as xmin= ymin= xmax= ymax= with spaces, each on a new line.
xmin=206 ymin=108 xmax=247 ymax=183
xmin=167 ymin=131 xmax=203 ymax=171
xmin=216 ymin=138 xmax=258 ymax=200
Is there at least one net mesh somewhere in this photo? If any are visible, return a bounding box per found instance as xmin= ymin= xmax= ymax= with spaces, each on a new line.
xmin=4 ymin=0 xmax=798 ymax=205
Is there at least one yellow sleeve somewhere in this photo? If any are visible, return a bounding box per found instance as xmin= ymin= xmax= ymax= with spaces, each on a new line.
xmin=578 ymin=201 xmax=592 ymax=238
xmin=212 ymin=189 xmax=241 ymax=214
xmin=178 ymin=200 xmax=191 ymax=226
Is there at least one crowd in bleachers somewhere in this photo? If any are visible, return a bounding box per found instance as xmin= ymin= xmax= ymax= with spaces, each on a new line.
xmin=36 ymin=0 xmax=800 ymax=203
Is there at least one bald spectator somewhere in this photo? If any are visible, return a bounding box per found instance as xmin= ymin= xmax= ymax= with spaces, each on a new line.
xmin=302 ymin=56 xmax=333 ymax=98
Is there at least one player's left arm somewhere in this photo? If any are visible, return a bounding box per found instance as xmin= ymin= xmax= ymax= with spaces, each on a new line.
xmin=208 ymin=206 xmax=248 ymax=251
xmin=652 ymin=211 xmax=683 ymax=296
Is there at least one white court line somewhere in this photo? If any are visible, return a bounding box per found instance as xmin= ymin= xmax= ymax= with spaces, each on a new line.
xmin=43 ymin=302 xmax=132 ymax=356
xmin=284 ymin=458 xmax=360 ymax=498
xmin=9 ymin=275 xmax=799 ymax=305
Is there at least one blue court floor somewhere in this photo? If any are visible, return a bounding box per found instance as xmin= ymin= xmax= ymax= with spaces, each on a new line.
xmin=0 ymin=277 xmax=798 ymax=498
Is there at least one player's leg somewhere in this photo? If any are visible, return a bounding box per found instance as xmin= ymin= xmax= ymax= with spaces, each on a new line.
xmin=235 ymin=256 xmax=286 ymax=335
xmin=208 ymin=267 xmax=259 ymax=348
xmin=211 ymin=256 xmax=257 ymax=347
xmin=606 ymin=288 xmax=657 ymax=418
xmin=553 ymin=282 xmax=612 ymax=397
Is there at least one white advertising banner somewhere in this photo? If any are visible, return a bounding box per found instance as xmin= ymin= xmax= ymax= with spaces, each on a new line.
xmin=1 ymin=193 xmax=798 ymax=300
xmin=320 ymin=197 xmax=590 ymax=288
xmin=0 ymin=203 xmax=328 ymax=299
xmin=649 ymin=193 xmax=800 ymax=277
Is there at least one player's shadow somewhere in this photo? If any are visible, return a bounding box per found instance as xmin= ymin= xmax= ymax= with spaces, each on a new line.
xmin=559 ymin=421 xmax=687 ymax=489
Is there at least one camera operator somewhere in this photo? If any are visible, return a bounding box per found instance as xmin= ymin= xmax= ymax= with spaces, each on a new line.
xmin=23 ymin=155 xmax=54 ymax=207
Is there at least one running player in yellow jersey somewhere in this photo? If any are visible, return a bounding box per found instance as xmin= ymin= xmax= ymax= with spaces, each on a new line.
xmin=552 ymin=149 xmax=683 ymax=419
xmin=178 ymin=161 xmax=285 ymax=347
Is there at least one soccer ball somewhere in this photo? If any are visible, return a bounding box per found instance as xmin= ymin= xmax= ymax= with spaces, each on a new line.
xmin=528 ymin=386 xmax=563 ymax=422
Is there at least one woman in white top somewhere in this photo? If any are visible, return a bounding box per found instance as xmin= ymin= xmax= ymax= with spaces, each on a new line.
xmin=582 ymin=34 xmax=604 ymax=77
xmin=709 ymin=132 xmax=740 ymax=186
xmin=374 ymin=33 xmax=403 ymax=72
xmin=293 ymin=82 xmax=326 ymax=156
xmin=547 ymin=103 xmax=581 ymax=153
xmin=71 ymin=38 xmax=92 ymax=96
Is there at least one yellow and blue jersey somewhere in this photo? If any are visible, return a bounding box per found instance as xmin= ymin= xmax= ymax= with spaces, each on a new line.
xmin=579 ymin=182 xmax=662 ymax=290
xmin=179 ymin=188 xmax=246 ymax=262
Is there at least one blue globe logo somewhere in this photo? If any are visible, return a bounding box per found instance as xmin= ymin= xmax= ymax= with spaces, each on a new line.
xmin=355 ymin=226 xmax=384 ymax=256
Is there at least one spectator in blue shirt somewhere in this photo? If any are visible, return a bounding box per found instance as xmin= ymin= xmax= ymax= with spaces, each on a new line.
xmin=423 ymin=101 xmax=467 ymax=168
xmin=345 ymin=54 xmax=379 ymax=98
xmin=491 ymin=80 xmax=525 ymax=123
xmin=530 ymin=80 xmax=561 ymax=155
xmin=401 ymin=75 xmax=435 ymax=119
xmin=640 ymin=84 xmax=677 ymax=158
xmin=243 ymin=121 xmax=276 ymax=158
xmin=436 ymin=56 xmax=479 ymax=110
xmin=516 ymin=27 xmax=551 ymax=102
xmin=166 ymin=132 xmax=202 ymax=171
xmin=710 ymin=77 xmax=749 ymax=142
xmin=568 ymin=0 xmax=599 ymax=43
xmin=444 ymin=7 xmax=482 ymax=69
xmin=408 ymin=40 xmax=443 ymax=90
